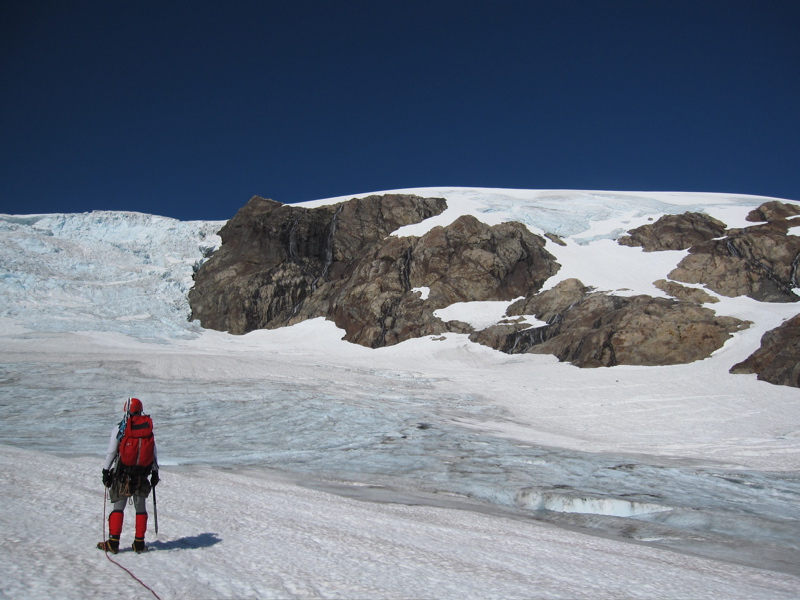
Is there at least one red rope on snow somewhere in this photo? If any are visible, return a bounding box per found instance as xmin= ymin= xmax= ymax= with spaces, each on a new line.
xmin=102 ymin=488 xmax=163 ymax=600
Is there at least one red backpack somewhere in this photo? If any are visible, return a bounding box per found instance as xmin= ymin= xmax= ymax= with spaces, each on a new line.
xmin=118 ymin=414 xmax=155 ymax=468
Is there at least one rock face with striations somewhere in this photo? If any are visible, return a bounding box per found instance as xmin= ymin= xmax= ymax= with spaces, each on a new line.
xmin=470 ymin=279 xmax=749 ymax=367
xmin=189 ymin=194 xmax=560 ymax=348
xmin=616 ymin=203 xmax=800 ymax=303
xmin=319 ymin=214 xmax=559 ymax=347
xmin=618 ymin=212 xmax=727 ymax=251
xmin=189 ymin=194 xmax=446 ymax=340
xmin=746 ymin=201 xmax=800 ymax=223
xmin=667 ymin=220 xmax=800 ymax=303
xmin=609 ymin=199 xmax=800 ymax=384
xmin=730 ymin=314 xmax=800 ymax=387
xmin=189 ymin=194 xmax=796 ymax=380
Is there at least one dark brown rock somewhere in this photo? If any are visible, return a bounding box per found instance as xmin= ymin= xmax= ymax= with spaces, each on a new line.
xmin=618 ymin=205 xmax=800 ymax=305
xmin=190 ymin=195 xmax=781 ymax=370
xmin=189 ymin=195 xmax=560 ymax=348
xmin=668 ymin=224 xmax=800 ymax=303
xmin=319 ymin=215 xmax=560 ymax=347
xmin=653 ymin=279 xmax=719 ymax=304
xmin=473 ymin=286 xmax=749 ymax=367
xmin=188 ymin=194 xmax=448 ymax=335
xmin=746 ymin=200 xmax=800 ymax=223
xmin=506 ymin=278 xmax=592 ymax=322
xmin=410 ymin=216 xmax=558 ymax=308
xmin=314 ymin=235 xmax=438 ymax=348
xmin=730 ymin=314 xmax=800 ymax=388
xmin=618 ymin=212 xmax=727 ymax=252
xmin=545 ymin=232 xmax=567 ymax=246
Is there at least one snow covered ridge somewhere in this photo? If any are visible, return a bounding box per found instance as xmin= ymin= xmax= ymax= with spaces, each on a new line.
xmin=189 ymin=187 xmax=800 ymax=385
xmin=302 ymin=186 xmax=776 ymax=237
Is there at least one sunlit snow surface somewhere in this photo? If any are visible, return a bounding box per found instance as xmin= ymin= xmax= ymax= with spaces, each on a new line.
xmin=2 ymin=189 xmax=800 ymax=598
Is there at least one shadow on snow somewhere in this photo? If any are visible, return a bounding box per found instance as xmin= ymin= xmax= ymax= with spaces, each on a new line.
xmin=147 ymin=533 xmax=222 ymax=551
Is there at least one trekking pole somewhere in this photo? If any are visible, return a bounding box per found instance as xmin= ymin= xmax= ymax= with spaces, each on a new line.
xmin=153 ymin=486 xmax=159 ymax=537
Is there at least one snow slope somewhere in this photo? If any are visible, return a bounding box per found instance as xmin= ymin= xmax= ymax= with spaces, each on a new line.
xmin=3 ymin=445 xmax=799 ymax=600
xmin=1 ymin=188 xmax=799 ymax=598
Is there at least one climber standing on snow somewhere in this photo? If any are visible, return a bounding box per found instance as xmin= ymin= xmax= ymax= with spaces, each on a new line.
xmin=98 ymin=397 xmax=159 ymax=554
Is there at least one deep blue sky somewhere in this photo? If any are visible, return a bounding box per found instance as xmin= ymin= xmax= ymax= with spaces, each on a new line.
xmin=2 ymin=1 xmax=798 ymax=221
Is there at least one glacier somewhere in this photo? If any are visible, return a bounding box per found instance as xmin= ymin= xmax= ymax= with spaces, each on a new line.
xmin=1 ymin=188 xmax=799 ymax=598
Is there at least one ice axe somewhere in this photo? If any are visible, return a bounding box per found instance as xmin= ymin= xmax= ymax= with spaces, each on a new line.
xmin=153 ymin=485 xmax=159 ymax=537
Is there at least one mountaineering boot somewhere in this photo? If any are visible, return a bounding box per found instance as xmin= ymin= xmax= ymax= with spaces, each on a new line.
xmin=97 ymin=536 xmax=120 ymax=553
xmin=132 ymin=537 xmax=146 ymax=553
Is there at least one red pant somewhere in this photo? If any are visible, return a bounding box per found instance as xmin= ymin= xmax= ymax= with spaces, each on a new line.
xmin=108 ymin=495 xmax=147 ymax=540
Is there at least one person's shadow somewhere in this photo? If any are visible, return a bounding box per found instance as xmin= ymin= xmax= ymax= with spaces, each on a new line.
xmin=146 ymin=533 xmax=222 ymax=551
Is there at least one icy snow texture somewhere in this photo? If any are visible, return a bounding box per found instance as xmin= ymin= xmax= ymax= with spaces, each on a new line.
xmin=1 ymin=189 xmax=800 ymax=598
xmin=5 ymin=445 xmax=800 ymax=600
xmin=0 ymin=211 xmax=222 ymax=339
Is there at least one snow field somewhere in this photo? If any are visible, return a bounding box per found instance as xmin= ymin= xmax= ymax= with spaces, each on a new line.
xmin=2 ymin=445 xmax=798 ymax=600
xmin=2 ymin=188 xmax=800 ymax=597
xmin=3 ymin=320 xmax=800 ymax=582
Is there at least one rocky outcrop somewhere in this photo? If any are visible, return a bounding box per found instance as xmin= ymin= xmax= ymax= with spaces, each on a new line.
xmin=505 ymin=278 xmax=591 ymax=322
xmin=544 ymin=233 xmax=567 ymax=247
xmin=614 ymin=201 xmax=800 ymax=304
xmin=730 ymin=314 xmax=800 ymax=388
xmin=617 ymin=212 xmax=727 ymax=251
xmin=320 ymin=215 xmax=559 ymax=347
xmin=668 ymin=222 xmax=800 ymax=302
xmin=746 ymin=201 xmax=800 ymax=223
xmin=653 ymin=279 xmax=719 ymax=304
xmin=189 ymin=194 xmax=560 ymax=348
xmin=189 ymin=194 xmax=449 ymax=336
xmin=189 ymin=194 xmax=790 ymax=372
xmin=471 ymin=279 xmax=749 ymax=367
